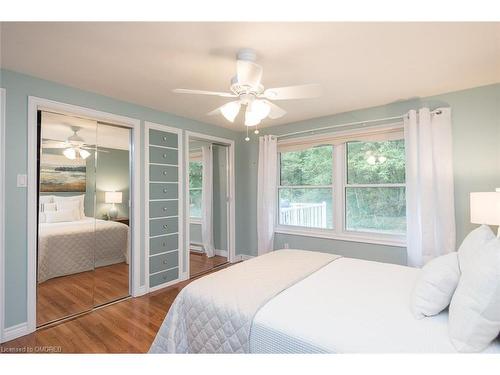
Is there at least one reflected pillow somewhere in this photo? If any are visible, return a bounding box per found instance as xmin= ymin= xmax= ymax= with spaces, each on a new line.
xmin=53 ymin=195 xmax=85 ymax=219
xmin=45 ymin=209 xmax=80 ymax=223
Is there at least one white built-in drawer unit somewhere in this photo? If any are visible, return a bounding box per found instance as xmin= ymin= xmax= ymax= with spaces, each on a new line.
xmin=146 ymin=123 xmax=183 ymax=290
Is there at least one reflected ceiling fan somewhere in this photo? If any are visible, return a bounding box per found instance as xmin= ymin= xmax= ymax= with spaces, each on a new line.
xmin=42 ymin=126 xmax=106 ymax=160
xmin=173 ymin=49 xmax=322 ymax=136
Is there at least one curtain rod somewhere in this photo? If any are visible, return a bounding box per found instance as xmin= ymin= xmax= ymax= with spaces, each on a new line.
xmin=276 ymin=109 xmax=443 ymax=140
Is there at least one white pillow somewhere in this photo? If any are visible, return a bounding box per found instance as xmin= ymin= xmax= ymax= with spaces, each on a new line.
xmin=44 ymin=202 xmax=56 ymax=211
xmin=45 ymin=209 xmax=80 ymax=223
xmin=56 ymin=199 xmax=80 ymax=214
xmin=410 ymin=252 xmax=460 ymax=319
xmin=457 ymin=224 xmax=495 ymax=274
xmin=53 ymin=195 xmax=85 ymax=219
xmin=449 ymin=236 xmax=500 ymax=352
xmin=39 ymin=195 xmax=54 ymax=205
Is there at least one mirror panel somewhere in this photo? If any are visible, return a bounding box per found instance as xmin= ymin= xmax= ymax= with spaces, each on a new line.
xmin=36 ymin=111 xmax=97 ymax=326
xmin=93 ymin=122 xmax=131 ymax=306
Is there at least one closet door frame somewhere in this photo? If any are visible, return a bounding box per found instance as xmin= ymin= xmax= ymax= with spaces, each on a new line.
xmin=184 ymin=131 xmax=236 ymax=278
xmin=26 ymin=96 xmax=142 ymax=336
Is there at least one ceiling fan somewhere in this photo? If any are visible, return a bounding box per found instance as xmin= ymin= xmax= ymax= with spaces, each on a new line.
xmin=42 ymin=126 xmax=98 ymax=160
xmin=173 ymin=49 xmax=322 ymax=132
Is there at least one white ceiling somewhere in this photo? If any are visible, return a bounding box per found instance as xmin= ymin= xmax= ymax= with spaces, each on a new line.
xmin=41 ymin=111 xmax=130 ymax=150
xmin=1 ymin=22 xmax=499 ymax=130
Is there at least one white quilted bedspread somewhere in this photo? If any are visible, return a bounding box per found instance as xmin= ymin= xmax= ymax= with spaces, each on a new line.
xmin=38 ymin=217 xmax=129 ymax=283
xmin=149 ymin=249 xmax=340 ymax=353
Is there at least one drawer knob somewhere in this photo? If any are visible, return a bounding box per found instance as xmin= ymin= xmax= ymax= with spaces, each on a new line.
xmin=163 ymin=171 xmax=167 ymax=175
xmin=162 ymin=242 xmax=166 ymax=247
xmin=163 ymin=153 xmax=168 ymax=158
xmin=163 ymin=224 xmax=168 ymax=229
xmin=163 ymin=207 xmax=168 ymax=211
xmin=163 ymin=136 xmax=167 ymax=141
xmin=163 ymin=188 xmax=168 ymax=193
xmin=163 ymin=260 xmax=168 ymax=264
xmin=163 ymin=275 xmax=168 ymax=280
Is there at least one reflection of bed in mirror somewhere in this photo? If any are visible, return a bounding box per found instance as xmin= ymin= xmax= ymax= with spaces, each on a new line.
xmin=38 ymin=216 xmax=129 ymax=283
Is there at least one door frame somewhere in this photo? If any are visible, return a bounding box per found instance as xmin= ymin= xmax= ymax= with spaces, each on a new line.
xmin=184 ymin=131 xmax=236 ymax=278
xmin=26 ymin=96 xmax=141 ymax=334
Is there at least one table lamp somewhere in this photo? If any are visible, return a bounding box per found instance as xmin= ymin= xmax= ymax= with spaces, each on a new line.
xmin=105 ymin=191 xmax=122 ymax=219
xmin=470 ymin=189 xmax=500 ymax=237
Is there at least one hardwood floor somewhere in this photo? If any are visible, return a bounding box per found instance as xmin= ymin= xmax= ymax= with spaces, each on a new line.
xmin=2 ymin=264 xmax=233 ymax=353
xmin=189 ymin=252 xmax=228 ymax=277
xmin=37 ymin=263 xmax=129 ymax=326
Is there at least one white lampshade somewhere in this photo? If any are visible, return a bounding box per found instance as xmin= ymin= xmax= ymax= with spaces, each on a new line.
xmin=249 ymin=100 xmax=271 ymax=120
xmin=63 ymin=148 xmax=77 ymax=160
xmin=220 ymin=101 xmax=241 ymax=123
xmin=470 ymin=192 xmax=500 ymax=226
xmin=105 ymin=191 xmax=122 ymax=204
xmin=78 ymin=148 xmax=91 ymax=159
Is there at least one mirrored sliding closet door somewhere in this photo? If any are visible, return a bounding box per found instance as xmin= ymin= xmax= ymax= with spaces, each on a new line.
xmin=36 ymin=111 xmax=131 ymax=326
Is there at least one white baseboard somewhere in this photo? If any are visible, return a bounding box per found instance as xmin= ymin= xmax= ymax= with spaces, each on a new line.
xmin=1 ymin=321 xmax=30 ymax=343
xmin=132 ymin=284 xmax=148 ymax=297
xmin=190 ymin=244 xmax=228 ymax=258
xmin=214 ymin=249 xmax=227 ymax=257
xmin=233 ymin=254 xmax=255 ymax=262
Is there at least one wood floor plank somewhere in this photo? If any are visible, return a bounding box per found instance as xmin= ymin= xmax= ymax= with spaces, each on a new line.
xmin=1 ymin=259 xmax=234 ymax=353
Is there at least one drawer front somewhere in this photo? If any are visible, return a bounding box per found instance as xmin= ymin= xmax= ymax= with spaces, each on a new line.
xmin=150 ymin=165 xmax=178 ymax=182
xmin=150 ymin=267 xmax=179 ymax=288
xmin=149 ymin=129 xmax=178 ymax=148
xmin=149 ymin=251 xmax=179 ymax=274
xmin=150 ymin=234 xmax=178 ymax=256
xmin=149 ymin=146 xmax=178 ymax=165
xmin=150 ymin=183 xmax=178 ymax=200
xmin=150 ymin=217 xmax=178 ymax=237
xmin=149 ymin=200 xmax=178 ymax=218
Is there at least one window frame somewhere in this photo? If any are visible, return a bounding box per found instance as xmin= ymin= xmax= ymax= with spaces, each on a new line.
xmin=275 ymin=126 xmax=407 ymax=247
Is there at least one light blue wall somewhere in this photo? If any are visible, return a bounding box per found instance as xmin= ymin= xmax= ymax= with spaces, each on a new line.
xmin=236 ymin=83 xmax=500 ymax=263
xmin=95 ymin=147 xmax=130 ymax=219
xmin=0 ymin=69 xmax=240 ymax=328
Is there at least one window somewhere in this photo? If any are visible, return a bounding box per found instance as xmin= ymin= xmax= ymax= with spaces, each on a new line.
xmin=345 ymin=139 xmax=406 ymax=234
xmin=278 ymin=145 xmax=333 ymax=229
xmin=277 ymin=127 xmax=406 ymax=244
xmin=189 ymin=160 xmax=202 ymax=219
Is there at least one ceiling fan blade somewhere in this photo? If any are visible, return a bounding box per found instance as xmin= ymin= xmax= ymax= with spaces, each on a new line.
xmin=41 ymin=141 xmax=69 ymax=149
xmin=237 ymin=60 xmax=263 ymax=87
xmin=263 ymin=84 xmax=322 ymax=100
xmin=263 ymin=100 xmax=287 ymax=119
xmin=172 ymin=89 xmax=236 ymax=98
xmin=207 ymin=105 xmax=223 ymax=116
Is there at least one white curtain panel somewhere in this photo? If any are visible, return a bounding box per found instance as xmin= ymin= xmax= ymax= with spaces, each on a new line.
xmin=257 ymin=135 xmax=278 ymax=256
xmin=201 ymin=145 xmax=215 ymax=257
xmin=405 ymin=107 xmax=456 ymax=267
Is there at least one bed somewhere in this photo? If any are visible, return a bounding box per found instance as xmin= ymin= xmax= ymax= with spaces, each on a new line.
xmin=38 ymin=217 xmax=129 ymax=283
xmin=149 ymin=249 xmax=500 ymax=354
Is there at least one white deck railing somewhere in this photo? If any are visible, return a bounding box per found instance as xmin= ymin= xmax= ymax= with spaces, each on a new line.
xmin=279 ymin=202 xmax=327 ymax=228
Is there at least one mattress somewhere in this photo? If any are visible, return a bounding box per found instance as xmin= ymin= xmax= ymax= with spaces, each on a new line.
xmin=149 ymin=250 xmax=340 ymax=353
xmin=38 ymin=217 xmax=129 ymax=283
xmin=250 ymin=257 xmax=500 ymax=353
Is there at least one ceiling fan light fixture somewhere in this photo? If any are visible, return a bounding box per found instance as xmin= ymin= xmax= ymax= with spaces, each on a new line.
xmin=220 ymin=101 xmax=241 ymax=123
xmin=250 ymin=100 xmax=271 ymax=120
xmin=244 ymin=108 xmax=262 ymax=127
xmin=79 ymin=149 xmax=91 ymax=159
xmin=63 ymin=147 xmax=77 ymax=160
